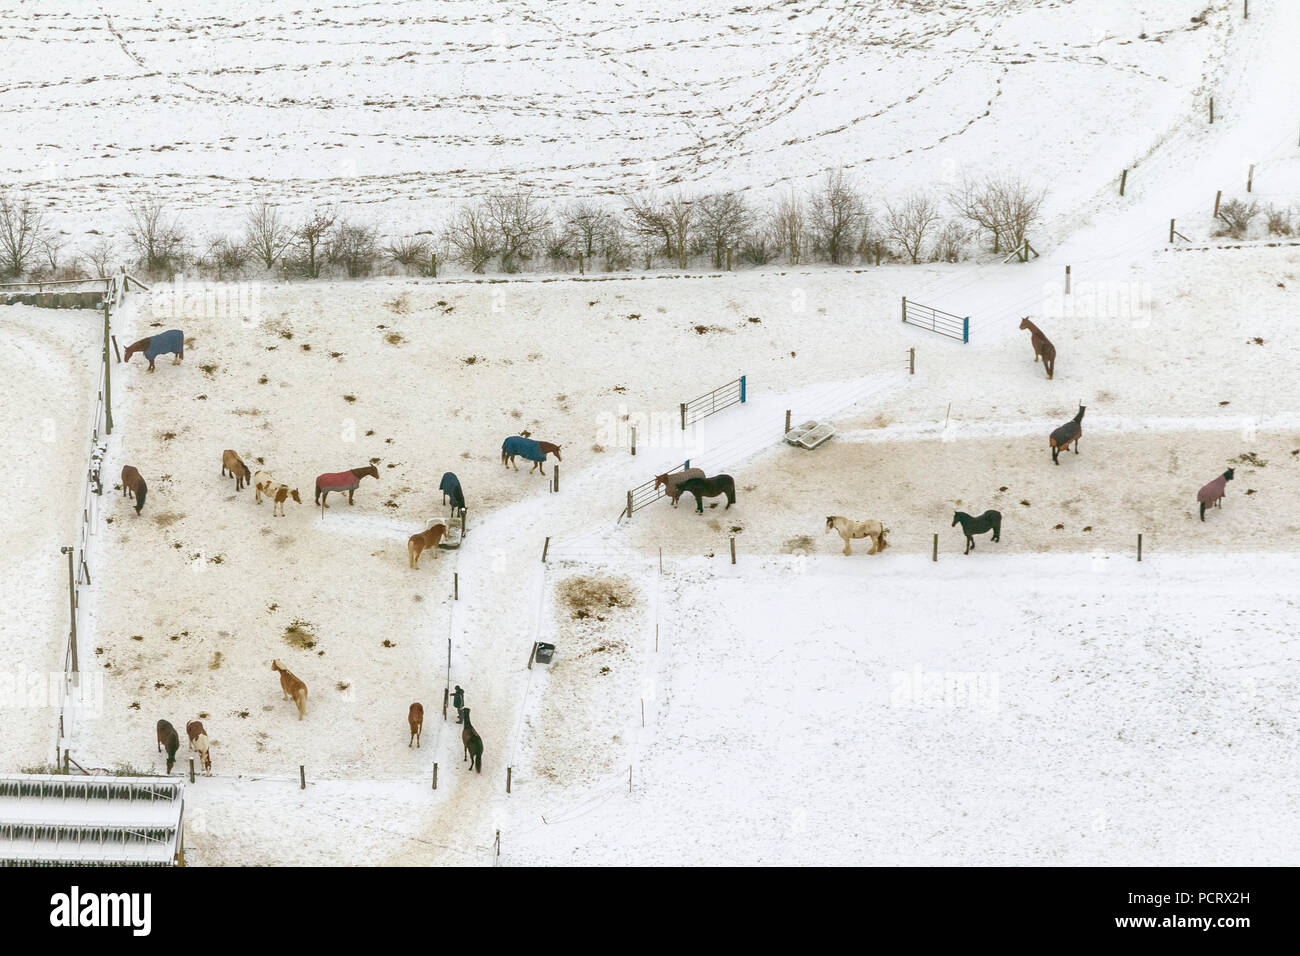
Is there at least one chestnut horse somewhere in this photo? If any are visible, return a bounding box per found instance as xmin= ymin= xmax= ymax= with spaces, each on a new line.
xmin=124 ymin=329 xmax=184 ymax=371
xmin=271 ymin=659 xmax=307 ymax=720
xmin=461 ymin=707 xmax=483 ymax=773
xmin=408 ymin=703 xmax=424 ymax=748
xmin=654 ymin=467 xmax=705 ymax=507
xmin=156 ymin=719 xmax=180 ymax=773
xmin=407 ymin=522 xmax=447 ymax=569
xmin=222 ymin=449 xmax=252 ymax=491
xmin=1019 ymin=317 xmax=1056 ymax=380
xmin=314 ymin=465 xmax=379 ymax=507
xmin=121 ymin=465 xmax=147 ymax=514
xmin=187 ymin=719 xmax=212 ymax=773
xmin=501 ymin=436 xmax=561 ymax=475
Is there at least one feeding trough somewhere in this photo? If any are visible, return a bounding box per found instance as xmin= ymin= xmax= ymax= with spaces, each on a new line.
xmin=784 ymin=419 xmax=835 ymax=450
xmin=533 ymin=642 xmax=555 ymax=665
xmin=438 ymin=511 xmax=466 ymax=549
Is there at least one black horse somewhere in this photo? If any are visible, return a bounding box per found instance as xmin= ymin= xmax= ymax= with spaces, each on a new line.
xmin=1050 ymin=405 xmax=1086 ymax=465
xmin=676 ymin=475 xmax=736 ymax=514
xmin=953 ymin=510 xmax=1001 ymax=555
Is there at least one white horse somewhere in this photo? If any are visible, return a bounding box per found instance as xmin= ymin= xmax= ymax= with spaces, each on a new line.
xmin=825 ymin=516 xmax=888 ymax=556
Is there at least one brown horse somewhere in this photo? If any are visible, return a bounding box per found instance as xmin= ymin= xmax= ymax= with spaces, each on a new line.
xmin=186 ymin=719 xmax=212 ymax=773
xmin=121 ymin=465 xmax=147 ymax=514
xmin=408 ymin=522 xmax=447 ymax=569
xmin=1019 ymin=317 xmax=1056 ymax=380
xmin=156 ymin=719 xmax=180 ymax=774
xmin=461 ymin=707 xmax=483 ymax=773
xmin=501 ymin=436 xmax=561 ymax=475
xmin=123 ymin=329 xmax=184 ymax=371
xmin=314 ymin=465 xmax=380 ymax=507
xmin=222 ymin=449 xmax=252 ymax=491
xmin=654 ymin=468 xmax=705 ymax=507
xmin=271 ymin=659 xmax=307 ymax=720
xmin=408 ymin=703 xmax=424 ymax=748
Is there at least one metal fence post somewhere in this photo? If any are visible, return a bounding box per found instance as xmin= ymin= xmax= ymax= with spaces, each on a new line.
xmin=739 ymin=375 xmax=746 ymax=404
xmin=962 ymin=317 xmax=969 ymax=343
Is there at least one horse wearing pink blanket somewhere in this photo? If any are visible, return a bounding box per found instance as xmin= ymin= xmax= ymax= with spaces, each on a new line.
xmin=314 ymin=465 xmax=379 ymax=507
xmin=1197 ymin=468 xmax=1234 ymax=521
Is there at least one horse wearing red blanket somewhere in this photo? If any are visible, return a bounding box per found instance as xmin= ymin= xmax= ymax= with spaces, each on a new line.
xmin=314 ymin=465 xmax=379 ymax=507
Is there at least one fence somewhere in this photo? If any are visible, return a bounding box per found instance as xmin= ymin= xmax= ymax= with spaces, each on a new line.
xmin=901 ymin=297 xmax=968 ymax=343
xmin=680 ymin=375 xmax=745 ymax=429
xmin=618 ymin=460 xmax=693 ymax=521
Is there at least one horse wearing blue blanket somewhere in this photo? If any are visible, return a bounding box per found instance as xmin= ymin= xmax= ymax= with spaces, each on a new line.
xmin=124 ymin=329 xmax=184 ymax=371
xmin=501 ymin=435 xmax=562 ymax=476
xmin=440 ymin=471 xmax=466 ymax=515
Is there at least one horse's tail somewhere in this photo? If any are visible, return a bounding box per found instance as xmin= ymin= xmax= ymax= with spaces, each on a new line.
xmin=726 ymin=476 xmax=736 ymax=505
xmin=877 ymin=527 xmax=888 ymax=550
xmin=501 ymin=446 xmax=508 ymax=465
xmin=314 ymin=481 xmax=321 ymax=503
xmin=135 ymin=482 xmax=147 ymax=513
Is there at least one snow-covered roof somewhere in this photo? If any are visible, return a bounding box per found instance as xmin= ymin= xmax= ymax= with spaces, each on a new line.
xmin=0 ymin=774 xmax=184 ymax=867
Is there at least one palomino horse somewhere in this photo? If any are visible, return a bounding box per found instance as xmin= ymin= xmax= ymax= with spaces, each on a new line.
xmin=461 ymin=708 xmax=483 ymax=773
xmin=675 ymin=475 xmax=736 ymax=514
xmin=408 ymin=703 xmax=424 ymax=748
xmin=1019 ymin=317 xmax=1056 ymax=380
xmin=953 ymin=510 xmax=1002 ymax=555
xmin=1197 ymin=468 xmax=1235 ymax=521
xmin=121 ymin=465 xmax=147 ymax=514
xmin=271 ymin=659 xmax=308 ymax=720
xmin=501 ymin=436 xmax=561 ymax=475
xmin=156 ymin=719 xmax=180 ymax=774
xmin=186 ymin=719 xmax=212 ymax=774
xmin=222 ymin=449 xmax=252 ymax=491
xmin=1050 ymin=405 xmax=1086 ymax=464
xmin=654 ymin=468 xmax=705 ymax=507
xmin=124 ymin=329 xmax=184 ymax=371
xmin=825 ymin=516 xmax=889 ymax=556
xmin=407 ymin=522 xmax=447 ymax=569
xmin=254 ymin=471 xmax=301 ymax=516
xmin=314 ymin=465 xmax=379 ymax=507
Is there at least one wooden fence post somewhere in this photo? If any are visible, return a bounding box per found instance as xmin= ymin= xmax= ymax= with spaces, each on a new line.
xmin=189 ymin=759 xmax=195 ymax=783
xmin=901 ymin=296 xmax=907 ymax=322
xmin=553 ymin=464 xmax=558 ymax=493
xmin=680 ymin=402 xmax=687 ymax=431
xmin=443 ymin=685 xmax=449 ymax=720
xmin=300 ymin=765 xmax=306 ymax=790
xmin=1209 ymin=96 xmax=1214 ymax=124
xmin=627 ymin=490 xmax=634 ymax=518
xmin=1065 ymin=265 xmax=1071 ymax=294
xmin=1137 ymin=533 xmax=1143 ymax=562
xmin=1119 ymin=169 xmax=1127 ymax=196
xmin=541 ymin=536 xmax=550 ymax=563
xmin=431 ymin=252 xmax=437 ymax=278
xmin=630 ymin=425 xmax=636 ymax=456
xmin=785 ymin=409 xmax=791 ymax=434
xmin=730 ymin=536 xmax=736 ymax=565
xmin=454 ymin=572 xmax=458 ymax=600
xmin=1214 ymin=190 xmax=1222 ymax=218
xmin=726 ymin=246 xmax=732 ymax=271
xmin=578 ymin=253 xmax=584 ymax=276
xmin=432 ymin=763 xmax=438 ymax=789
xmin=932 ymin=533 xmax=938 ymax=562
xmin=908 ymin=347 xmax=915 ymax=375
xmin=506 ymin=767 xmax=512 ymax=794
xmin=1247 ymin=164 xmax=1255 ymax=193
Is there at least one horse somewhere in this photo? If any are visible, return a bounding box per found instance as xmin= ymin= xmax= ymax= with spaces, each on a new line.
xmin=825 ymin=516 xmax=889 ymax=556
xmin=186 ymin=719 xmax=212 ymax=774
xmin=156 ymin=719 xmax=180 ymax=774
xmin=654 ymin=468 xmax=706 ymax=507
xmin=408 ymin=522 xmax=447 ymax=569
xmin=408 ymin=703 xmax=424 ymax=748
xmin=121 ymin=465 xmax=147 ymax=514
xmin=1050 ymin=405 xmax=1086 ymax=465
xmin=124 ymin=329 xmax=184 ymax=371
xmin=254 ymin=471 xmax=301 ymax=516
xmin=1019 ymin=317 xmax=1056 ymax=380
xmin=953 ymin=510 xmax=1001 ymax=555
xmin=439 ymin=471 xmax=466 ymax=515
xmin=461 ymin=707 xmax=483 ymax=773
xmin=314 ymin=465 xmax=379 ymax=507
xmin=675 ymin=475 xmax=736 ymax=514
xmin=501 ymin=436 xmax=561 ymax=475
xmin=1197 ymin=468 xmax=1235 ymax=521
xmin=222 ymin=450 xmax=252 ymax=491
xmin=271 ymin=659 xmax=307 ymax=720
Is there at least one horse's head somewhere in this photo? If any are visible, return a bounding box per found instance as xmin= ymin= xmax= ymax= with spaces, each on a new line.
xmin=289 ymin=489 xmax=302 ymax=503
xmin=271 ymin=659 xmax=284 ymax=672
xmin=654 ymin=474 xmax=668 ymax=490
xmin=1224 ymin=468 xmax=1235 ymax=481
xmin=551 ymin=445 xmax=562 ymax=462
xmin=952 ymin=512 xmax=962 ymax=526
xmin=365 ymin=465 xmax=380 ymax=480
xmin=825 ymin=516 xmax=836 ymax=532
xmin=123 ymin=343 xmax=137 ymax=362
xmin=1018 ymin=316 xmax=1030 ymax=330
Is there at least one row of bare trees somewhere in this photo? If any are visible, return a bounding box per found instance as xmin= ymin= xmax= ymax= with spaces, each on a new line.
xmin=0 ymin=170 xmax=1048 ymax=283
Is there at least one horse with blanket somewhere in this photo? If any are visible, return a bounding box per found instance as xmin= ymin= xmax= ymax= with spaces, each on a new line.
xmin=124 ymin=329 xmax=184 ymax=371
xmin=314 ymin=465 xmax=379 ymax=507
xmin=501 ymin=436 xmax=561 ymax=475
xmin=440 ymin=471 xmax=466 ymax=516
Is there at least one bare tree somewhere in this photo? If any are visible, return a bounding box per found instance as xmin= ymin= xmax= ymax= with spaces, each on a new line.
xmin=1216 ymin=199 xmax=1259 ymax=239
xmin=930 ymin=220 xmax=970 ymax=263
xmin=82 ymin=235 xmax=119 ymax=277
xmin=695 ymin=191 xmax=750 ymax=268
xmin=330 ymin=220 xmax=380 ymax=278
xmin=808 ymin=170 xmax=863 ymax=265
xmin=771 ymin=191 xmax=805 ymax=264
xmin=443 ymin=203 xmax=498 ymax=274
xmin=294 ymin=205 xmax=337 ymax=277
xmin=385 ymin=235 xmax=431 ymax=271
xmin=245 ymin=200 xmax=293 ymax=270
xmin=624 ymin=193 xmax=673 ymax=267
xmin=563 ymin=200 xmax=613 ymax=260
xmin=0 ymin=191 xmax=50 ymax=279
xmin=663 ymin=194 xmax=695 ymax=268
xmin=600 ymin=218 xmax=630 ymax=272
xmin=885 ymin=193 xmax=941 ymax=264
xmin=948 ymin=174 xmax=1045 ymax=253
xmin=126 ymin=196 xmax=185 ymax=274
xmin=203 ymin=235 xmax=251 ymax=278
xmin=484 ymin=189 xmax=549 ymax=273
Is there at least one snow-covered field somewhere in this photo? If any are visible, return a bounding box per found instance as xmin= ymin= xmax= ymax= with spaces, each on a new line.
xmin=3 ymin=0 xmax=1299 ymax=866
